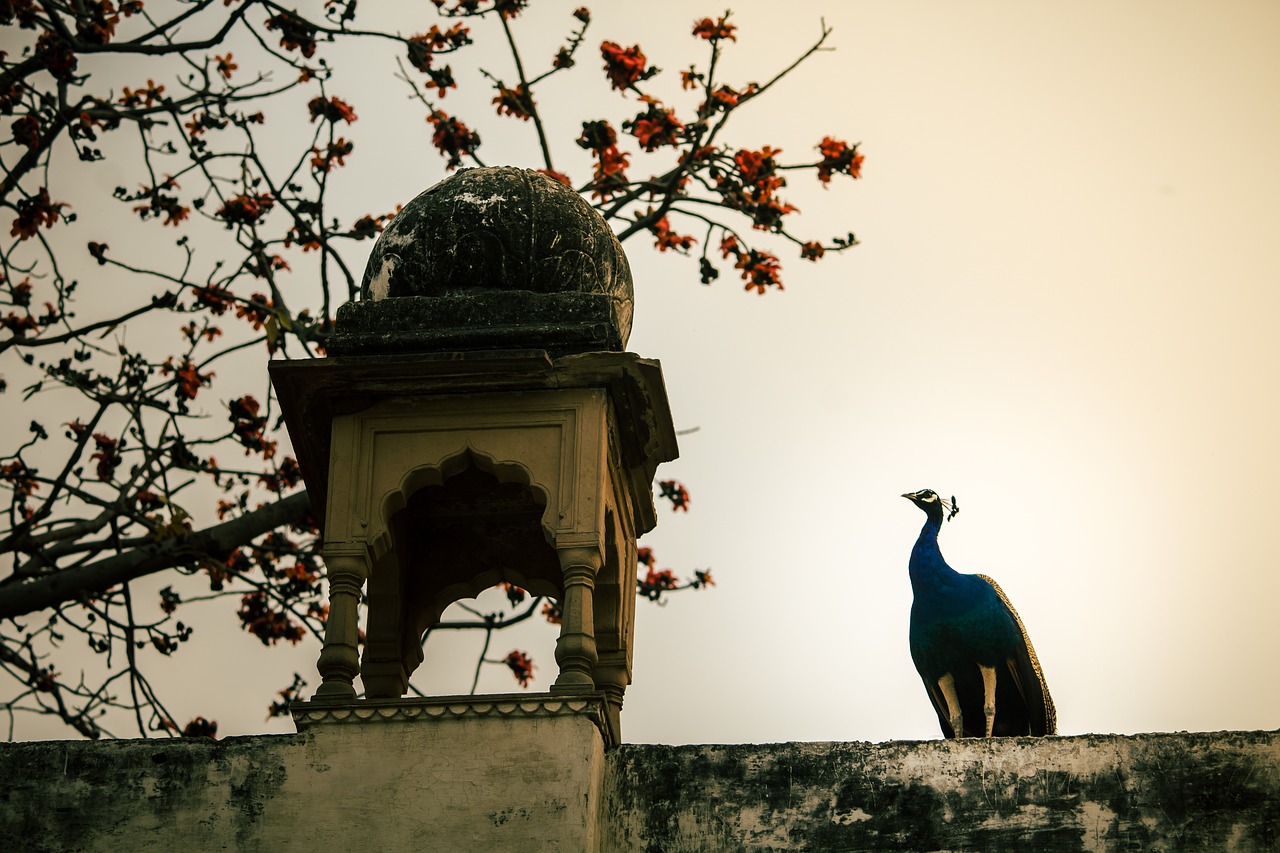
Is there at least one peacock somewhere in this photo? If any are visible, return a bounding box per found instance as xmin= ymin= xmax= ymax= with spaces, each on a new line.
xmin=902 ymin=489 xmax=1056 ymax=737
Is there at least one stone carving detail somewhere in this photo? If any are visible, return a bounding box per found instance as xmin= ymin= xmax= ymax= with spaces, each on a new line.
xmin=329 ymin=166 xmax=634 ymax=356
xmin=292 ymin=693 xmax=608 ymax=735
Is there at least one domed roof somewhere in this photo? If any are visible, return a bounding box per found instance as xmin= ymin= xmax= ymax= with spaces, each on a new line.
xmin=329 ymin=167 xmax=633 ymax=356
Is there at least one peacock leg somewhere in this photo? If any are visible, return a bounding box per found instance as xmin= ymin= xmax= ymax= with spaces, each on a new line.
xmin=937 ymin=672 xmax=964 ymax=737
xmin=979 ymin=663 xmax=997 ymax=736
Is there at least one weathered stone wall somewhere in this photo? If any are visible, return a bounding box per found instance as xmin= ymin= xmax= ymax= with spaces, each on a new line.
xmin=2 ymin=729 xmax=1277 ymax=852
xmin=604 ymin=731 xmax=1280 ymax=852
xmin=0 ymin=711 xmax=606 ymax=853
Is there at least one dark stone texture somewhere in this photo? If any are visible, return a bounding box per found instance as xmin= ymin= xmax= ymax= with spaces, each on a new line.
xmin=603 ymin=731 xmax=1280 ymax=852
xmin=335 ymin=166 xmax=633 ymax=356
xmin=3 ymin=731 xmax=1277 ymax=851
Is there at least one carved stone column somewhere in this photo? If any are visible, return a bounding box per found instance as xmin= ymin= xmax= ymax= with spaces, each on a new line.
xmin=552 ymin=546 xmax=602 ymax=691
xmin=314 ymin=544 xmax=370 ymax=700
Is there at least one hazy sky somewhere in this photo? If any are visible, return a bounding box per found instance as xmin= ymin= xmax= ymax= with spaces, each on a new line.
xmin=9 ymin=1 xmax=1280 ymax=743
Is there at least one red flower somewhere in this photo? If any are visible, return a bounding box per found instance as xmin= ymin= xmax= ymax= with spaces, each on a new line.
xmin=265 ymin=11 xmax=318 ymax=58
xmin=503 ymin=650 xmax=535 ymax=687
xmin=600 ymin=41 xmax=651 ymax=91
xmin=541 ymin=601 xmax=562 ymax=624
xmin=692 ymin=16 xmax=737 ymax=42
xmin=649 ymin=215 xmax=696 ymax=254
xmin=816 ymin=137 xmax=864 ymax=185
xmin=216 ymin=193 xmax=274 ymax=226
xmin=310 ymin=137 xmax=354 ymax=173
xmin=11 ymin=114 xmax=40 ymax=148
xmin=498 ymin=582 xmax=526 ymax=607
xmin=735 ymin=249 xmax=783 ymax=294
xmin=181 ymin=717 xmax=218 ymax=738
xmin=215 ymin=53 xmax=238 ymax=80
xmin=427 ymin=112 xmax=481 ymax=170
xmin=192 ymin=285 xmax=233 ymax=315
xmin=577 ymin=120 xmax=629 ymax=199
xmin=228 ymin=395 xmax=271 ymax=454
xmin=90 ymin=433 xmax=121 ymax=481
xmin=627 ymin=101 xmax=683 ymax=151
xmin=118 ymin=79 xmax=165 ymax=107
xmin=307 ymin=96 xmax=358 ymax=125
xmin=0 ymin=460 xmax=39 ymax=497
xmin=492 ymin=83 xmax=534 ymax=121
xmin=238 ymin=592 xmax=305 ymax=646
xmin=164 ymin=357 xmax=214 ymax=400
xmin=658 ymin=479 xmax=690 ymax=511
xmin=637 ymin=547 xmax=655 ymax=567
xmin=235 ymin=292 xmax=273 ymax=331
xmin=11 ymin=188 xmax=68 ymax=239
xmin=536 ymin=169 xmax=573 ymax=187
xmin=800 ymin=241 xmax=825 ymax=261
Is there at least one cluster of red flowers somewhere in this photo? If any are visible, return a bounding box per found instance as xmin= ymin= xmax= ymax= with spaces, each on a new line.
xmin=405 ymin=22 xmax=471 ymax=96
xmin=643 ymin=567 xmax=679 ymax=591
xmin=499 ymin=582 xmax=527 ymax=607
xmin=2 ymin=312 xmax=38 ymax=338
xmin=801 ymin=241 xmax=825 ymax=261
xmin=234 ymin=292 xmax=273 ymax=331
xmin=576 ymin=120 xmax=628 ymax=199
xmin=536 ymin=169 xmax=572 ymax=188
xmin=427 ymin=111 xmax=481 ymax=169
xmin=265 ymin=11 xmax=318 ymax=58
xmin=216 ymin=193 xmax=274 ymax=227
xmin=718 ymin=146 xmax=797 ymax=232
xmin=719 ymin=236 xmax=783 ymax=294
xmin=118 ymin=79 xmax=165 ymax=108
xmin=626 ymin=98 xmax=683 ymax=151
xmin=228 ymin=396 xmax=272 ymax=456
xmin=258 ymin=457 xmax=302 ymax=493
xmin=503 ymin=650 xmax=535 ymax=687
xmin=310 ymin=137 xmax=353 ymax=173
xmin=180 ymin=716 xmax=218 ymax=738
xmin=492 ymin=83 xmax=534 ymax=121
xmin=0 ymin=460 xmax=38 ymax=498
xmin=699 ymin=83 xmax=754 ymax=118
xmin=11 ymin=114 xmax=40 ymax=149
xmin=246 ymin=252 xmax=290 ymax=279
xmin=191 ymin=284 xmax=233 ymax=315
xmin=90 ymin=433 xmax=121 ymax=481
xmin=237 ymin=591 xmax=305 ymax=646
xmin=600 ymin=41 xmax=652 ymax=91
xmin=541 ymin=600 xmax=561 ymax=624
xmin=132 ymin=176 xmax=188 ymax=227
xmin=161 ymin=357 xmax=214 ymax=401
xmin=648 ymin=215 xmax=696 ymax=254
xmin=307 ymin=96 xmax=358 ymax=125
xmin=658 ymin=479 xmax=690 ymax=511
xmin=692 ymin=15 xmax=736 ymax=42
xmin=11 ymin=188 xmax=67 ymax=240
xmin=816 ymin=137 xmax=864 ymax=185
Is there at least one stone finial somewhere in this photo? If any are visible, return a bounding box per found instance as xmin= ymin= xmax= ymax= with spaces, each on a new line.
xmin=327 ymin=166 xmax=634 ymax=356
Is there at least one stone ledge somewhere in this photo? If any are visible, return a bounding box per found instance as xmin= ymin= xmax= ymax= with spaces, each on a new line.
xmin=292 ymin=691 xmax=610 ymax=740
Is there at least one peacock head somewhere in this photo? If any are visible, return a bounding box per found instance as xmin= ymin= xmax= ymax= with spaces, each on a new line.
xmin=902 ymin=488 xmax=959 ymax=523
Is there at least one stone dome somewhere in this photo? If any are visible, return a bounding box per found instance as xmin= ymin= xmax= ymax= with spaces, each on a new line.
xmin=328 ymin=167 xmax=633 ymax=356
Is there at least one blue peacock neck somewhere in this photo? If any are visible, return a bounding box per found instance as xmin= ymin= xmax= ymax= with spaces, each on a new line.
xmin=909 ymin=515 xmax=961 ymax=590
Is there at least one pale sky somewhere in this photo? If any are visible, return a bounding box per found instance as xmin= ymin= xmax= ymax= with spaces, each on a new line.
xmin=8 ymin=1 xmax=1280 ymax=743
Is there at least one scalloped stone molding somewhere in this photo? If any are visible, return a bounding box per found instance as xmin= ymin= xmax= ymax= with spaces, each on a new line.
xmin=291 ymin=691 xmax=610 ymax=742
